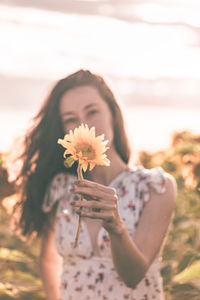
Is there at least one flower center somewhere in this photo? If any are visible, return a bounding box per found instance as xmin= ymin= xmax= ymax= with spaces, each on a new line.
xmin=77 ymin=143 xmax=96 ymax=160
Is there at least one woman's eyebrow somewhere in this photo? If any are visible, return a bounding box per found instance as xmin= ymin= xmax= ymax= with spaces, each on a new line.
xmin=61 ymin=103 xmax=99 ymax=116
xmin=61 ymin=111 xmax=76 ymax=117
xmin=84 ymin=103 xmax=99 ymax=111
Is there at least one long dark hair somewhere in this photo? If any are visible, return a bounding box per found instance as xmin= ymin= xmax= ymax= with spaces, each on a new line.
xmin=15 ymin=69 xmax=131 ymax=237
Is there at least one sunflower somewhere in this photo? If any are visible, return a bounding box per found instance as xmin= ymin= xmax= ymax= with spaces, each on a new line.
xmin=57 ymin=124 xmax=110 ymax=172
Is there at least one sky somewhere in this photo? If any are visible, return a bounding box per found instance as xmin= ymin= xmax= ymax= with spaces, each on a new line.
xmin=0 ymin=0 xmax=200 ymax=153
xmin=1 ymin=0 xmax=200 ymax=81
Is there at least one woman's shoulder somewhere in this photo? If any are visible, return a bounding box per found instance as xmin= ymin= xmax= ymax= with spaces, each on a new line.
xmin=133 ymin=165 xmax=176 ymax=188
xmin=128 ymin=165 xmax=176 ymax=202
xmin=129 ymin=165 xmax=166 ymax=184
xmin=42 ymin=172 xmax=76 ymax=213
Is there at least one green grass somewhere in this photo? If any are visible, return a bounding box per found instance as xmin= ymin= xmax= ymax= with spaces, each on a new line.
xmin=0 ymin=207 xmax=45 ymax=299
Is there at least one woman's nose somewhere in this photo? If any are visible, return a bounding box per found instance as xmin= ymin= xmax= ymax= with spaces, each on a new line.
xmin=77 ymin=116 xmax=91 ymax=127
xmin=76 ymin=117 xmax=85 ymax=126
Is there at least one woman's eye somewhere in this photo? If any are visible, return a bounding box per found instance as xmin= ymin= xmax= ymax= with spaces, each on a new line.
xmin=64 ymin=118 xmax=76 ymax=124
xmin=87 ymin=110 xmax=98 ymax=117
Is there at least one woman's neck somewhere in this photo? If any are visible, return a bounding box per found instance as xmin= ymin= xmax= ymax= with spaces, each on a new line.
xmin=85 ymin=147 xmax=129 ymax=186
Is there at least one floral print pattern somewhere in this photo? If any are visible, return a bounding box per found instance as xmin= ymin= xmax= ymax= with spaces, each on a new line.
xmin=42 ymin=166 xmax=166 ymax=300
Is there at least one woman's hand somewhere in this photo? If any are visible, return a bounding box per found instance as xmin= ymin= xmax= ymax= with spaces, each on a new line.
xmin=71 ymin=179 xmax=125 ymax=235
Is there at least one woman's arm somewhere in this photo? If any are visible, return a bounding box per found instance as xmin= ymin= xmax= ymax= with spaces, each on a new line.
xmin=39 ymin=228 xmax=62 ymax=300
xmin=71 ymin=174 xmax=177 ymax=288
xmin=109 ymin=175 xmax=176 ymax=287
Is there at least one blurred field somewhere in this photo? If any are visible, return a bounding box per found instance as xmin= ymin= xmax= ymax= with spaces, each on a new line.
xmin=0 ymin=130 xmax=200 ymax=299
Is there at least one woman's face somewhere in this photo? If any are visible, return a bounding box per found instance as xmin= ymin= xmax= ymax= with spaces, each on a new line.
xmin=59 ymin=85 xmax=114 ymax=146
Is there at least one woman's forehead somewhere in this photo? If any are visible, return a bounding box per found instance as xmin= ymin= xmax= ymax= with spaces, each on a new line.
xmin=59 ymin=85 xmax=108 ymax=113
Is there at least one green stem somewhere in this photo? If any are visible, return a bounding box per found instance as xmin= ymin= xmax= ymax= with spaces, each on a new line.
xmin=73 ymin=164 xmax=83 ymax=248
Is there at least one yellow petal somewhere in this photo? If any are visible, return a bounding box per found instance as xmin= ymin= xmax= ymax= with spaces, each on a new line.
xmin=89 ymin=162 xmax=96 ymax=171
xmin=57 ymin=138 xmax=68 ymax=148
xmin=81 ymin=161 xmax=88 ymax=172
xmin=89 ymin=126 xmax=95 ymax=138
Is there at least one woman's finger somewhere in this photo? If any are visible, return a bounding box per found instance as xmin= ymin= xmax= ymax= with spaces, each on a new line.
xmin=76 ymin=209 xmax=114 ymax=222
xmin=74 ymin=180 xmax=116 ymax=196
xmin=72 ymin=199 xmax=116 ymax=211
xmin=71 ymin=185 xmax=118 ymax=203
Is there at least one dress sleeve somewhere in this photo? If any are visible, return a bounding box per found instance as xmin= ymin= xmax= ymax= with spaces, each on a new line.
xmin=148 ymin=167 xmax=166 ymax=194
xmin=42 ymin=173 xmax=68 ymax=213
xmin=137 ymin=166 xmax=166 ymax=203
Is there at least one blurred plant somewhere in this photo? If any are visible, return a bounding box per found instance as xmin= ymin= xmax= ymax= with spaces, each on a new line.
xmin=0 ymin=154 xmax=45 ymax=299
xmin=174 ymin=260 xmax=200 ymax=284
xmin=0 ymin=154 xmax=15 ymax=202
xmin=139 ymin=130 xmax=200 ymax=192
xmin=139 ymin=130 xmax=200 ymax=299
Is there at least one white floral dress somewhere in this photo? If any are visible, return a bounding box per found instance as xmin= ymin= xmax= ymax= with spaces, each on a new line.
xmin=42 ymin=166 xmax=167 ymax=300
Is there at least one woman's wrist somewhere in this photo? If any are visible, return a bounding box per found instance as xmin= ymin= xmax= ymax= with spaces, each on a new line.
xmin=106 ymin=218 xmax=126 ymax=237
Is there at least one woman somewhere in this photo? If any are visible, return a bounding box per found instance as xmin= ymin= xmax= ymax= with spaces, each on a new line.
xmin=16 ymin=69 xmax=176 ymax=300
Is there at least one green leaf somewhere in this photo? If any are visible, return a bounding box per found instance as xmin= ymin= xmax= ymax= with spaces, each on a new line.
xmin=0 ymin=248 xmax=32 ymax=263
xmin=175 ymin=143 xmax=200 ymax=155
xmin=174 ymin=260 xmax=200 ymax=283
xmin=64 ymin=156 xmax=75 ymax=168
